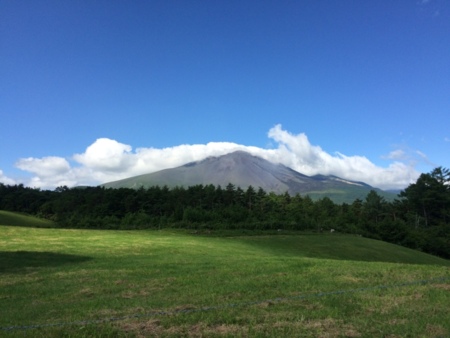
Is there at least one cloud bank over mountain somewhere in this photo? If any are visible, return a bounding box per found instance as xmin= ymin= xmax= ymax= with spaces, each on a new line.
xmin=3 ymin=125 xmax=420 ymax=190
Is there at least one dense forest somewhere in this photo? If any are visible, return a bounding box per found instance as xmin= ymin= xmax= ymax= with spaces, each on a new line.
xmin=1 ymin=167 xmax=449 ymax=258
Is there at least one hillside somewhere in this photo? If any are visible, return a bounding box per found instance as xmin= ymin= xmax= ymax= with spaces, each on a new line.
xmin=0 ymin=210 xmax=55 ymax=228
xmin=102 ymin=151 xmax=395 ymax=203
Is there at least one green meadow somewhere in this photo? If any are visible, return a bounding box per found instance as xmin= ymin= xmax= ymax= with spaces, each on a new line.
xmin=1 ymin=211 xmax=449 ymax=337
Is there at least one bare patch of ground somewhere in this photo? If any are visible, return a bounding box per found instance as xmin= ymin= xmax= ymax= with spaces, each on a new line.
xmin=433 ymin=283 xmax=450 ymax=291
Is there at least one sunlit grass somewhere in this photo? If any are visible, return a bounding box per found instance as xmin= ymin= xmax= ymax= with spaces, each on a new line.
xmin=1 ymin=221 xmax=449 ymax=337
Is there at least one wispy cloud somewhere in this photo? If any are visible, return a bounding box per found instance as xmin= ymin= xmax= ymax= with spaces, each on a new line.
xmin=416 ymin=150 xmax=428 ymax=160
xmin=415 ymin=150 xmax=437 ymax=167
xmin=4 ymin=125 xmax=421 ymax=190
xmin=417 ymin=0 xmax=443 ymax=18
xmin=384 ymin=149 xmax=408 ymax=161
xmin=382 ymin=144 xmax=437 ymax=168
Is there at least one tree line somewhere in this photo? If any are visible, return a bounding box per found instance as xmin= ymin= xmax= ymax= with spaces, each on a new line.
xmin=0 ymin=167 xmax=449 ymax=258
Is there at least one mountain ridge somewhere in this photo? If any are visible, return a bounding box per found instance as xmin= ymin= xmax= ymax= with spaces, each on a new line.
xmin=101 ymin=151 xmax=395 ymax=203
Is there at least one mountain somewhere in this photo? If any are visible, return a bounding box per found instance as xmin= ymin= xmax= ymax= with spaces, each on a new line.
xmin=101 ymin=151 xmax=395 ymax=203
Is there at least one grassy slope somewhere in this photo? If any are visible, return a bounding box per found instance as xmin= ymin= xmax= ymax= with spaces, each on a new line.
xmin=0 ymin=210 xmax=55 ymax=228
xmin=0 ymin=213 xmax=449 ymax=337
xmin=306 ymin=187 xmax=396 ymax=203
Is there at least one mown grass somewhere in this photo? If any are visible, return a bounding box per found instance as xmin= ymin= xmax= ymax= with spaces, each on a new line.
xmin=0 ymin=213 xmax=449 ymax=337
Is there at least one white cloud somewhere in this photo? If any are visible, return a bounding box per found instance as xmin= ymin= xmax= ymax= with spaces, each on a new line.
xmin=73 ymin=138 xmax=136 ymax=172
xmin=265 ymin=125 xmax=419 ymax=190
xmin=12 ymin=124 xmax=421 ymax=190
xmin=15 ymin=157 xmax=71 ymax=177
xmin=14 ymin=157 xmax=75 ymax=188
xmin=0 ymin=169 xmax=16 ymax=185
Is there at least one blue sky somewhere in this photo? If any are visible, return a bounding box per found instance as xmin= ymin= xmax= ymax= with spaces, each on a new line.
xmin=1 ymin=1 xmax=449 ymax=190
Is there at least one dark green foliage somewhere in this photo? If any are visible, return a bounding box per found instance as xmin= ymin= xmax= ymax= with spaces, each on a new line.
xmin=399 ymin=167 xmax=450 ymax=227
xmin=1 ymin=167 xmax=449 ymax=258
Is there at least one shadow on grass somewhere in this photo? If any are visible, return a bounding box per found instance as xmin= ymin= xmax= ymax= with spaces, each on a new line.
xmin=230 ymin=235 xmax=450 ymax=267
xmin=0 ymin=251 xmax=93 ymax=273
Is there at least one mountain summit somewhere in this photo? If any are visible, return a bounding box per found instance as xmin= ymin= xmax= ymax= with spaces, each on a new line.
xmin=101 ymin=151 xmax=391 ymax=203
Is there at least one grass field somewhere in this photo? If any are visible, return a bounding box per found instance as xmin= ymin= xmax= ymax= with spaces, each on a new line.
xmin=1 ymin=212 xmax=450 ymax=337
